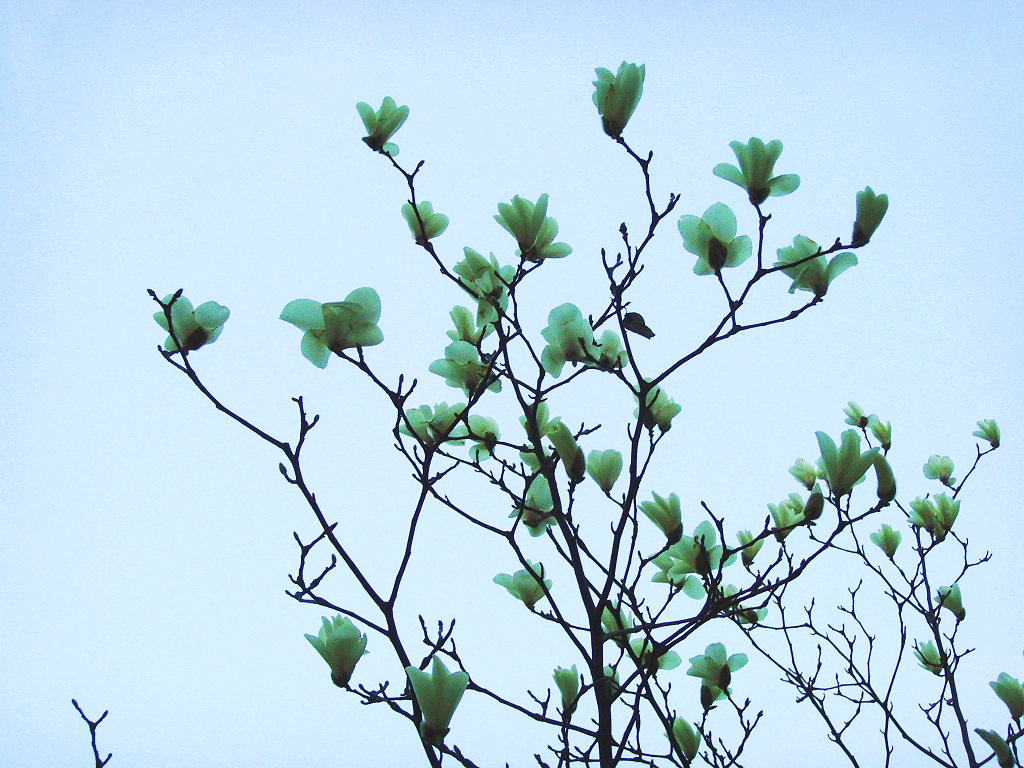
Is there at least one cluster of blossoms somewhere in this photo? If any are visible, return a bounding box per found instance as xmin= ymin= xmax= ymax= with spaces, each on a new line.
xmin=151 ymin=66 xmax=1021 ymax=763
xmin=540 ymin=303 xmax=627 ymax=377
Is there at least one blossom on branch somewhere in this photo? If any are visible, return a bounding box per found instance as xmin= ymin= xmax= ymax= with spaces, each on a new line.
xmin=305 ymin=615 xmax=367 ymax=688
xmin=153 ymin=294 xmax=229 ymax=353
xmin=677 ymin=203 xmax=751 ymax=276
xmin=405 ymin=656 xmax=470 ymax=745
xmin=713 ymin=137 xmax=800 ymax=205
xmin=775 ymin=235 xmax=857 ymax=297
xmin=493 ymin=560 xmax=551 ymax=609
xmin=356 ymin=96 xmax=408 ymax=156
xmin=851 ymin=186 xmax=888 ymax=246
xmin=494 ymin=194 xmax=571 ymax=261
xmin=280 ymin=288 xmax=382 ymax=368
xmin=592 ymin=61 xmax=645 ymax=138
xmin=401 ymin=200 xmax=448 ymax=244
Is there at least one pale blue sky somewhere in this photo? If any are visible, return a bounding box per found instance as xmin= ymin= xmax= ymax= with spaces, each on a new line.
xmin=3 ymin=2 xmax=1023 ymax=766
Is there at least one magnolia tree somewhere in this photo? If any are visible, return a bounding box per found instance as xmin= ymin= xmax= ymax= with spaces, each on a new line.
xmin=75 ymin=62 xmax=1021 ymax=767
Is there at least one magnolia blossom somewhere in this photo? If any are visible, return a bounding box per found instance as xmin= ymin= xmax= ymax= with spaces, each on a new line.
xmin=553 ymin=665 xmax=580 ymax=715
xmin=401 ymin=200 xmax=448 ymax=244
xmin=586 ymin=449 xmax=623 ymax=493
xmin=870 ymin=524 xmax=902 ymax=559
xmin=973 ymin=419 xmax=1000 ymax=449
xmin=775 ymin=235 xmax=857 ymax=297
xmin=592 ymin=61 xmax=645 ymax=138
xmin=713 ymin=137 xmax=800 ymax=205
xmin=851 ymin=186 xmax=888 ymax=246
xmin=405 ymin=656 xmax=470 ymax=745
xmin=356 ymin=96 xmax=408 ymax=155
xmin=305 ymin=615 xmax=367 ymax=687
xmin=678 ymin=203 xmax=751 ymax=276
xmin=153 ymin=294 xmax=229 ymax=353
xmin=640 ymin=491 xmax=683 ymax=543
xmin=493 ymin=560 xmax=551 ymax=609
xmin=494 ymin=194 xmax=571 ymax=261
xmin=280 ymin=288 xmax=382 ymax=368
xmin=687 ymin=642 xmax=748 ymax=704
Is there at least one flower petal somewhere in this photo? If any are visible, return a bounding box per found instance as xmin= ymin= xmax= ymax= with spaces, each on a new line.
xmin=281 ymin=299 xmax=325 ymax=331
xmin=301 ymin=331 xmax=330 ymax=368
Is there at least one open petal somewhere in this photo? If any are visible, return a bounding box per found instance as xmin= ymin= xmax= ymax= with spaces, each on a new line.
xmin=301 ymin=331 xmax=330 ymax=368
xmin=703 ymin=203 xmax=737 ymax=242
xmin=825 ymin=253 xmax=858 ymax=284
xmin=726 ymin=235 xmax=752 ymax=268
xmin=194 ymin=301 xmax=229 ymax=330
xmin=169 ymin=297 xmax=196 ymax=331
xmin=281 ymin=299 xmax=325 ymax=331
xmin=355 ymin=102 xmax=376 ymax=133
xmin=768 ymin=174 xmax=800 ymax=197
xmin=346 ymin=325 xmax=383 ymax=347
xmin=713 ymin=162 xmax=745 ymax=188
xmin=344 ymin=287 xmax=381 ymax=324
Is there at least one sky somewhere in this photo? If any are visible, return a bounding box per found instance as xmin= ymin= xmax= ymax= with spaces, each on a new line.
xmin=2 ymin=1 xmax=1023 ymax=766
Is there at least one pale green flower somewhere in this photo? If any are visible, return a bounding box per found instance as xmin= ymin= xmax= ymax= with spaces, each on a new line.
xmin=586 ymin=449 xmax=623 ymax=493
xmin=789 ymin=458 xmax=819 ymax=490
xmin=546 ymin=420 xmax=585 ymax=483
xmin=668 ymin=717 xmax=701 ymax=761
xmin=678 ymin=203 xmax=752 ymax=276
xmin=851 ymin=187 xmax=888 ymax=247
xmin=592 ymin=62 xmax=645 ymax=138
xmin=428 ymin=340 xmax=501 ymax=396
xmin=718 ymin=584 xmax=768 ymax=624
xmin=713 ymin=137 xmax=800 ymax=205
xmin=356 ymin=96 xmax=408 ymax=155
xmin=629 ymin=636 xmax=681 ymax=672
xmin=553 ymin=665 xmax=580 ymax=715
xmin=592 ymin=330 xmax=628 ymax=370
xmin=446 ymin=305 xmax=492 ymax=344
xmin=973 ymin=419 xmax=1001 ymax=449
xmin=975 ymin=729 xmax=1014 ymax=768
xmin=844 ymin=401 xmax=869 ymax=428
xmin=990 ymin=673 xmax=1024 ymax=720
xmin=640 ymin=491 xmax=683 ymax=543
xmin=601 ymin=603 xmax=635 ymax=646
xmin=687 ymin=642 xmax=747 ymax=694
xmin=652 ymin=521 xmax=735 ymax=581
xmin=401 ymin=200 xmax=448 ymax=244
xmin=869 ymin=524 xmax=901 ymax=560
xmin=512 ymin=475 xmax=555 ymax=536
xmin=494 ymin=194 xmax=571 ymax=261
xmin=540 ymin=303 xmax=596 ymax=377
xmin=816 ymin=429 xmax=877 ymax=498
xmin=153 ymin=294 xmax=229 ymax=352
xmin=937 ymin=583 xmax=965 ymax=622
xmin=453 ymin=248 xmax=515 ymax=327
xmin=869 ymin=415 xmax=892 ymax=451
xmin=923 ymin=455 xmax=956 ymax=487
xmin=634 ymin=380 xmax=682 ymax=432
xmin=775 ymin=235 xmax=857 ymax=297
xmin=736 ymin=530 xmax=764 ymax=567
xmin=650 ymin=548 xmax=707 ymax=597
xmin=399 ymin=402 xmax=468 ymax=447
xmin=405 ymin=656 xmax=470 ymax=745
xmin=908 ymin=494 xmax=960 ymax=542
xmin=305 ymin=615 xmax=368 ymax=687
xmin=467 ymin=415 xmax=500 ymax=461
xmin=769 ymin=496 xmax=803 ymax=541
xmin=873 ymin=453 xmax=896 ymax=503
xmin=280 ymin=288 xmax=382 ymax=368
xmin=914 ymin=639 xmax=944 ymax=675
xmin=493 ymin=560 xmax=551 ymax=609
